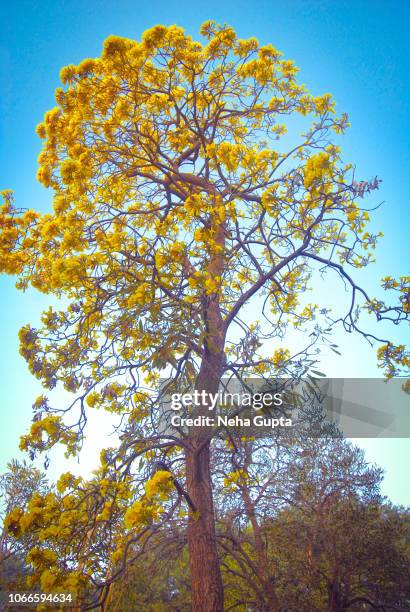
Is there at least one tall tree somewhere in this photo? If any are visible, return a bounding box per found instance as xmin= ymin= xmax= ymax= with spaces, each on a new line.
xmin=1 ymin=22 xmax=408 ymax=609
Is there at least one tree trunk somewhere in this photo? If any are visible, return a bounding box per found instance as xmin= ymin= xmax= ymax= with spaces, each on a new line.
xmin=186 ymin=332 xmax=225 ymax=610
xmin=185 ymin=208 xmax=226 ymax=610
xmin=186 ymin=441 xmax=224 ymax=611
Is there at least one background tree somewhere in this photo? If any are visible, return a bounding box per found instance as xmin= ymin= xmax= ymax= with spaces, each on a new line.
xmin=0 ymin=21 xmax=408 ymax=610
xmin=0 ymin=460 xmax=48 ymax=593
xmin=215 ymin=436 xmax=410 ymax=610
xmin=106 ymin=540 xmax=190 ymax=611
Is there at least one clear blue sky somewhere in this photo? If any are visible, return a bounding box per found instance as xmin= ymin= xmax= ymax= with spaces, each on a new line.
xmin=1 ymin=0 xmax=409 ymax=503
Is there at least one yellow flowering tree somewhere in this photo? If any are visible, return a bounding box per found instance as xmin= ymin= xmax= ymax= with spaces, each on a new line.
xmin=1 ymin=21 xmax=408 ymax=610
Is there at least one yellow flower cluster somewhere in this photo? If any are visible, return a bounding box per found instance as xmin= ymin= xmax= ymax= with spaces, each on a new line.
xmin=223 ymin=468 xmax=250 ymax=491
xmin=144 ymin=470 xmax=174 ymax=498
xmin=272 ymin=348 xmax=291 ymax=370
xmin=124 ymin=470 xmax=173 ymax=529
xmin=304 ymin=152 xmax=332 ymax=189
xmin=377 ymin=344 xmax=410 ymax=379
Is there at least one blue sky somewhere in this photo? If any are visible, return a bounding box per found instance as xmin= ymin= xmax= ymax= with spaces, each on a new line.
xmin=0 ymin=0 xmax=409 ymax=503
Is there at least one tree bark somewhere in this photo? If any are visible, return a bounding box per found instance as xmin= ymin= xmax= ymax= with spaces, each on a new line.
xmin=186 ymin=327 xmax=225 ymax=610
xmin=186 ymin=440 xmax=224 ymax=611
xmin=185 ymin=209 xmax=226 ymax=611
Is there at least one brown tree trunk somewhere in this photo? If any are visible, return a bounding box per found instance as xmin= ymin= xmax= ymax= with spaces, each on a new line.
xmin=186 ymin=330 xmax=225 ymax=610
xmin=185 ymin=208 xmax=226 ymax=611
xmin=186 ymin=441 xmax=224 ymax=611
